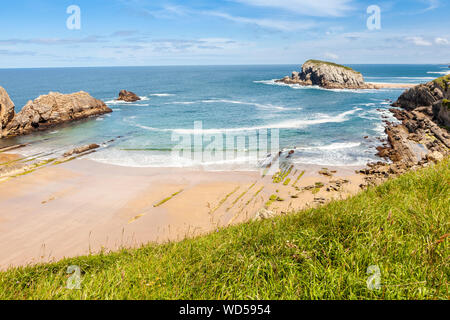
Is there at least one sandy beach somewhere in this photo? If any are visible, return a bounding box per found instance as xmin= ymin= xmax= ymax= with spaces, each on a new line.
xmin=365 ymin=82 xmax=417 ymax=89
xmin=0 ymin=153 xmax=365 ymax=269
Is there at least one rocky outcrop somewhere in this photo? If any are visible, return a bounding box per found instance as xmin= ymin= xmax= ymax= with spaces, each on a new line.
xmin=392 ymin=83 xmax=441 ymax=110
xmin=276 ymin=60 xmax=377 ymax=89
xmin=117 ymin=90 xmax=141 ymax=102
xmin=1 ymin=90 xmax=112 ymax=138
xmin=434 ymin=99 xmax=450 ymax=127
xmin=360 ymin=75 xmax=450 ymax=187
xmin=393 ymin=75 xmax=449 ymax=127
xmin=63 ymin=144 xmax=100 ymax=157
xmin=0 ymin=87 xmax=15 ymax=134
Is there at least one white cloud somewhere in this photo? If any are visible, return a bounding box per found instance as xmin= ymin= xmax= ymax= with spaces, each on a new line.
xmin=205 ymin=11 xmax=316 ymax=31
xmin=406 ymin=36 xmax=432 ymax=46
xmin=324 ymin=52 xmax=339 ymax=60
xmin=423 ymin=0 xmax=440 ymax=11
xmin=232 ymin=0 xmax=355 ymax=17
xmin=435 ymin=37 xmax=449 ymax=45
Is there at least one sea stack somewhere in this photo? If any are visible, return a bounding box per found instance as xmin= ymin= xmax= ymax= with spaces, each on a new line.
xmin=0 ymin=88 xmax=112 ymax=138
xmin=117 ymin=90 xmax=141 ymax=102
xmin=0 ymin=87 xmax=15 ymax=133
xmin=277 ymin=59 xmax=389 ymax=90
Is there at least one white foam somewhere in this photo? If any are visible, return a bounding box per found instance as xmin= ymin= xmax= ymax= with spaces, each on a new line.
xmin=150 ymin=93 xmax=174 ymax=97
xmin=373 ymin=122 xmax=387 ymax=135
xmin=131 ymin=108 xmax=362 ymax=134
xmin=108 ymin=102 xmax=150 ymax=107
xmin=105 ymin=96 xmax=149 ymax=105
xmin=167 ymin=98 xmax=288 ymax=110
xmin=87 ymin=149 xmax=258 ymax=170
xmin=200 ymin=99 xmax=288 ymax=110
xmin=169 ymin=101 xmax=197 ymax=105
xmin=299 ymin=142 xmax=361 ymax=151
xmin=427 ymin=71 xmax=450 ymax=75
xmin=357 ymin=102 xmax=377 ymax=107
xmin=254 ymin=79 xmax=395 ymax=93
xmin=291 ymin=155 xmax=372 ymax=167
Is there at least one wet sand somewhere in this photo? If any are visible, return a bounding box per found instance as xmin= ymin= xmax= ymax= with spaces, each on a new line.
xmin=0 ymin=155 xmax=364 ymax=269
xmin=366 ymin=82 xmax=416 ymax=89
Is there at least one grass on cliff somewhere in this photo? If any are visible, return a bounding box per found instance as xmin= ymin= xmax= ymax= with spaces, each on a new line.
xmin=0 ymin=159 xmax=449 ymax=300
xmin=443 ymin=99 xmax=450 ymax=110
xmin=434 ymin=75 xmax=450 ymax=90
xmin=305 ymin=59 xmax=361 ymax=74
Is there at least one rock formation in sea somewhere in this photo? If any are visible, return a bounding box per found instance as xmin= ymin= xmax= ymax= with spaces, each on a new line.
xmin=360 ymin=74 xmax=450 ymax=186
xmin=392 ymin=75 xmax=450 ymax=127
xmin=117 ymin=90 xmax=141 ymax=102
xmin=0 ymin=88 xmax=112 ymax=138
xmin=0 ymin=87 xmax=15 ymax=133
xmin=276 ymin=59 xmax=379 ymax=89
xmin=275 ymin=59 xmax=413 ymax=90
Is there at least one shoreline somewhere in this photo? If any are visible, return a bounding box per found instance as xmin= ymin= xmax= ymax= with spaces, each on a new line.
xmin=0 ymin=155 xmax=365 ymax=269
xmin=365 ymin=82 xmax=417 ymax=89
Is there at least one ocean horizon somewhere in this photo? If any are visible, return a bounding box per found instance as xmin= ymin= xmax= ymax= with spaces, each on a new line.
xmin=1 ymin=64 xmax=449 ymax=169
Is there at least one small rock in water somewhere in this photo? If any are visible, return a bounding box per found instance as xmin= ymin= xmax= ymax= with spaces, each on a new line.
xmin=63 ymin=144 xmax=100 ymax=157
xmin=117 ymin=90 xmax=141 ymax=102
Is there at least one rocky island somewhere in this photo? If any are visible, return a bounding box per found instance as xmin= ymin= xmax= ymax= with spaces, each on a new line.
xmin=277 ymin=59 xmax=415 ymax=90
xmin=0 ymin=87 xmax=112 ymax=138
xmin=360 ymin=74 xmax=450 ymax=186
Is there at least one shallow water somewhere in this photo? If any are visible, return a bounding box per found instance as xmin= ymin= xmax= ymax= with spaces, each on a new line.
xmin=0 ymin=64 xmax=448 ymax=169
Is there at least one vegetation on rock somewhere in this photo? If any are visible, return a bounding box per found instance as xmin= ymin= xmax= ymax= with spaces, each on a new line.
xmin=1 ymin=158 xmax=448 ymax=299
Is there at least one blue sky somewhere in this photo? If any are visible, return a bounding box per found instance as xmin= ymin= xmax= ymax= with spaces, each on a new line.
xmin=0 ymin=0 xmax=449 ymax=67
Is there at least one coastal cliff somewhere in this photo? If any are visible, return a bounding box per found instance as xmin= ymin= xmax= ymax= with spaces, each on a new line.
xmin=393 ymin=75 xmax=450 ymax=127
xmin=0 ymin=88 xmax=112 ymax=138
xmin=0 ymin=87 xmax=15 ymax=132
xmin=361 ymin=74 xmax=450 ymax=186
xmin=276 ymin=59 xmax=414 ymax=90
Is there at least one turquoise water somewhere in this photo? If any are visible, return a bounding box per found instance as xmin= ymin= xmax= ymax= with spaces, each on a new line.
xmin=0 ymin=64 xmax=448 ymax=169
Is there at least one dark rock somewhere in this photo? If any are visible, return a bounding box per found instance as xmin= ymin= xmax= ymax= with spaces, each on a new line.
xmin=0 ymin=87 xmax=15 ymax=137
xmin=117 ymin=90 xmax=141 ymax=102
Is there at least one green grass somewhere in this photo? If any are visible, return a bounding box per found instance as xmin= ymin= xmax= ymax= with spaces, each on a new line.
xmin=0 ymin=159 xmax=449 ymax=300
xmin=305 ymin=59 xmax=361 ymax=74
xmin=292 ymin=170 xmax=305 ymax=187
xmin=153 ymin=189 xmax=184 ymax=207
xmin=264 ymin=194 xmax=284 ymax=208
xmin=272 ymin=165 xmax=293 ymax=184
xmin=443 ymin=99 xmax=450 ymax=110
xmin=433 ymin=74 xmax=450 ymax=91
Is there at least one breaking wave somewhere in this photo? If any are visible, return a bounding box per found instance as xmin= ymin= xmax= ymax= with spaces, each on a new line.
xmin=130 ymin=108 xmax=362 ymax=134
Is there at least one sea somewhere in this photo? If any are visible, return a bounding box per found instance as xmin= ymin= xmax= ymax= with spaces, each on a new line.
xmin=0 ymin=64 xmax=448 ymax=170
